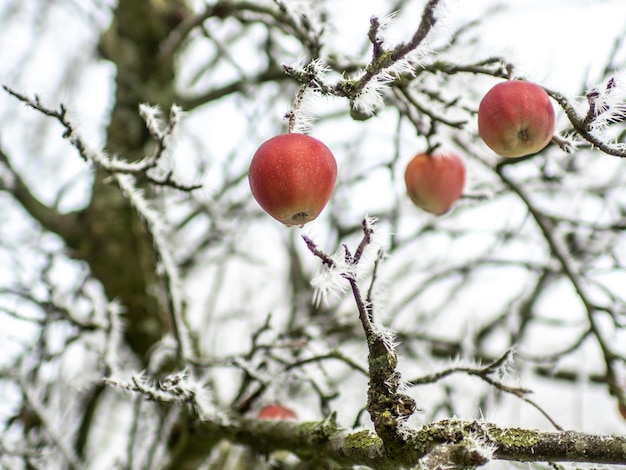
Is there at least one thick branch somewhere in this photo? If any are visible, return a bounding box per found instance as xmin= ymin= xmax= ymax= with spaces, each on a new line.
xmin=191 ymin=417 xmax=626 ymax=468
xmin=0 ymin=146 xmax=82 ymax=243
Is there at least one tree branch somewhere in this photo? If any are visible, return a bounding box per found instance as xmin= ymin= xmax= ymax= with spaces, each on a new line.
xmin=496 ymin=165 xmax=626 ymax=413
xmin=0 ymin=146 xmax=82 ymax=243
xmin=546 ymin=87 xmax=626 ymax=158
xmin=191 ymin=416 xmax=626 ymax=468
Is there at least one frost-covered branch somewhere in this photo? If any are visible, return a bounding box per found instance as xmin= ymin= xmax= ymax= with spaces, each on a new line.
xmin=115 ymin=174 xmax=195 ymax=363
xmin=409 ymin=349 xmax=563 ymax=430
xmin=283 ymin=0 xmax=441 ymax=118
xmin=2 ymin=86 xmax=198 ymax=365
xmin=304 ymin=218 xmax=417 ymax=454
xmin=2 ymin=85 xmax=201 ymax=189
xmin=333 ymin=0 xmax=440 ymax=115
xmin=547 ymin=82 xmax=626 ymax=158
xmin=193 ymin=415 xmax=626 ymax=468
xmin=103 ymin=370 xmax=217 ymax=420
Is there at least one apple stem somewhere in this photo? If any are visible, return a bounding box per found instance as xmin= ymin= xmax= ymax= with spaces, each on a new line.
xmin=426 ymin=142 xmax=441 ymax=155
xmin=286 ymin=85 xmax=308 ymax=133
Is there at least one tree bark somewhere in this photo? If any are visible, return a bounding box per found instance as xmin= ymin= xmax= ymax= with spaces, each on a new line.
xmin=188 ymin=417 xmax=626 ymax=469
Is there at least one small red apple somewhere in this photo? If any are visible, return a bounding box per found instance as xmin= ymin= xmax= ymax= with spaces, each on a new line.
xmin=404 ymin=150 xmax=465 ymax=215
xmin=257 ymin=404 xmax=298 ymax=421
xmin=248 ymin=133 xmax=337 ymax=227
xmin=478 ymin=80 xmax=555 ymax=158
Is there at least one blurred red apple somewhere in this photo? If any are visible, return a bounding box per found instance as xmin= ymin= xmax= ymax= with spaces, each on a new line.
xmin=619 ymin=402 xmax=626 ymax=421
xmin=249 ymin=133 xmax=337 ymax=227
xmin=257 ymin=404 xmax=297 ymax=421
xmin=404 ymin=150 xmax=465 ymax=215
xmin=478 ymin=80 xmax=555 ymax=158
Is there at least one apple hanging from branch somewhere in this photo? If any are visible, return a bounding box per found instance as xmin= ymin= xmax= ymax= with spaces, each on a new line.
xmin=248 ymin=133 xmax=337 ymax=227
xmin=478 ymin=80 xmax=555 ymax=158
xmin=404 ymin=150 xmax=466 ymax=215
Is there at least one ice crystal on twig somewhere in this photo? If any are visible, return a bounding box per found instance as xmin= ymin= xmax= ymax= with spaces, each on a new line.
xmin=373 ymin=324 xmax=399 ymax=352
xmin=283 ymin=57 xmax=332 ymax=88
xmin=139 ymin=103 xmax=183 ymax=141
xmin=139 ymin=104 xmax=164 ymax=139
xmin=283 ymin=57 xmax=333 ymax=132
xmin=285 ymin=85 xmax=318 ymax=134
xmin=356 ymin=216 xmax=389 ymax=272
xmin=352 ymin=76 xmax=389 ymax=116
xmin=585 ymin=74 xmax=626 ymax=133
xmin=310 ymin=248 xmax=355 ymax=306
xmin=103 ymin=370 xmax=217 ymax=420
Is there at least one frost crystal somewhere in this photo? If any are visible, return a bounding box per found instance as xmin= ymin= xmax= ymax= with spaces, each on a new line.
xmin=579 ymin=73 xmax=626 ymax=143
xmin=286 ymin=86 xmax=318 ymax=134
xmin=311 ymin=250 xmax=354 ymax=307
xmin=104 ymin=369 xmax=217 ymax=421
xmin=352 ymin=75 xmax=390 ymax=116
xmin=139 ymin=104 xmax=164 ymax=138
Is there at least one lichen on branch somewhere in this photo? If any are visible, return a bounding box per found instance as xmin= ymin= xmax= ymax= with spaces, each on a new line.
xmin=304 ymin=218 xmax=417 ymax=460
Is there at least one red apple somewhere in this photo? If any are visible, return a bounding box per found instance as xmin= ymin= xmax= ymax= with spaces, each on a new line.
xmin=404 ymin=151 xmax=465 ymax=215
xmin=619 ymin=402 xmax=626 ymax=421
xmin=248 ymin=133 xmax=337 ymax=227
xmin=478 ymin=80 xmax=555 ymax=158
xmin=257 ymin=404 xmax=298 ymax=421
